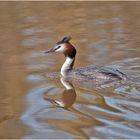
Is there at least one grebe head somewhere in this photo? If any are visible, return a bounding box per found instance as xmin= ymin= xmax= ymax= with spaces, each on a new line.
xmin=45 ymin=36 xmax=77 ymax=77
xmin=45 ymin=36 xmax=76 ymax=58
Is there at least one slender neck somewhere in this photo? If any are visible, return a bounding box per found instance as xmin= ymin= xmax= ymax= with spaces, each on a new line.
xmin=61 ymin=57 xmax=75 ymax=77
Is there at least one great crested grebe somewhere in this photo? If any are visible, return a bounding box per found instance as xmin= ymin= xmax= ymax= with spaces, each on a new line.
xmin=45 ymin=36 xmax=127 ymax=81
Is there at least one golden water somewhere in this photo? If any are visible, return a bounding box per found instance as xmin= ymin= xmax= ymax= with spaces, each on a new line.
xmin=0 ymin=2 xmax=140 ymax=139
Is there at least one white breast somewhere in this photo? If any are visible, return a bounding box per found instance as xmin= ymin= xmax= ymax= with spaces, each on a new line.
xmin=61 ymin=57 xmax=74 ymax=77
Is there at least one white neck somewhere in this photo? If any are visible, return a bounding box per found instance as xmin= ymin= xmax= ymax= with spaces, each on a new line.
xmin=61 ymin=57 xmax=75 ymax=77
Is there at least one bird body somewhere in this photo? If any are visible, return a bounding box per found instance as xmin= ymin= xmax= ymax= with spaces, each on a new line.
xmin=45 ymin=37 xmax=127 ymax=81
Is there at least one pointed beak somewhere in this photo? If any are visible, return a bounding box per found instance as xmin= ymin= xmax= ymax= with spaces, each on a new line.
xmin=44 ymin=48 xmax=55 ymax=53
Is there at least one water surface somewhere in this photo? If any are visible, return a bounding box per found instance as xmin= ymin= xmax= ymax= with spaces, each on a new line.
xmin=0 ymin=2 xmax=140 ymax=139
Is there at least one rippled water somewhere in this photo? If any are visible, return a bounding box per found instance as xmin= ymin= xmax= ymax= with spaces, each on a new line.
xmin=0 ymin=2 xmax=140 ymax=139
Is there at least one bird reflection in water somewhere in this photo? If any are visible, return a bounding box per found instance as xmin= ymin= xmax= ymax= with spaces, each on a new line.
xmin=44 ymin=77 xmax=76 ymax=109
xmin=22 ymin=74 xmax=121 ymax=139
xmin=42 ymin=77 xmax=101 ymax=139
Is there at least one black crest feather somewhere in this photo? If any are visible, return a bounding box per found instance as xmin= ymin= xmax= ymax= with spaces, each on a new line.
xmin=56 ymin=36 xmax=71 ymax=45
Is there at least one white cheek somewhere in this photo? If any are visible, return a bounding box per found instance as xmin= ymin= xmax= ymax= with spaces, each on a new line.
xmin=55 ymin=45 xmax=64 ymax=53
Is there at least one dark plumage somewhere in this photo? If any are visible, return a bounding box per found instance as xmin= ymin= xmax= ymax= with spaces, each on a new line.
xmin=56 ymin=36 xmax=71 ymax=45
xmin=64 ymin=43 xmax=77 ymax=59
